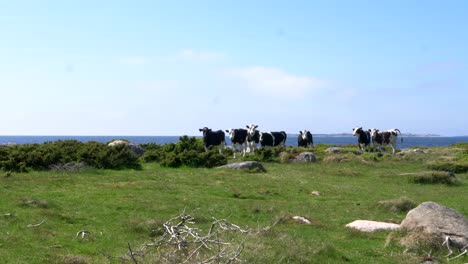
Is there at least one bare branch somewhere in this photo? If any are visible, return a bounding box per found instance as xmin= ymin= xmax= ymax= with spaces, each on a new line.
xmin=128 ymin=242 xmax=139 ymax=264
xmin=27 ymin=218 xmax=46 ymax=227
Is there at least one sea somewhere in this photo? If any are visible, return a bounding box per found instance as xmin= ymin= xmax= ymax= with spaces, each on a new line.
xmin=0 ymin=135 xmax=467 ymax=149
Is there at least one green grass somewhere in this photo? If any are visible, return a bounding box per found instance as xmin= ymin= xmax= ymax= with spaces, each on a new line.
xmin=0 ymin=147 xmax=467 ymax=263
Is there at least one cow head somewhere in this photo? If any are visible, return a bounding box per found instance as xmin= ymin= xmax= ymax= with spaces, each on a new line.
xmin=246 ymin=124 xmax=258 ymax=137
xmin=199 ymin=127 xmax=211 ymax=136
xmin=299 ymin=130 xmax=310 ymax=140
xmin=369 ymin=128 xmax=379 ymax=137
xmin=225 ymin=128 xmax=235 ymax=140
xmin=352 ymin=127 xmax=363 ymax=137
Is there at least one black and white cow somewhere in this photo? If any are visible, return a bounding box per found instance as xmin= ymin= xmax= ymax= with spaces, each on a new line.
xmin=352 ymin=127 xmax=371 ymax=152
xmin=259 ymin=131 xmax=287 ymax=147
xmin=246 ymin=124 xmax=260 ymax=153
xmin=199 ymin=127 xmax=225 ymax=154
xmin=298 ymin=130 xmax=314 ymax=147
xmin=225 ymin=128 xmax=248 ymax=158
xmin=369 ymin=128 xmax=402 ymax=154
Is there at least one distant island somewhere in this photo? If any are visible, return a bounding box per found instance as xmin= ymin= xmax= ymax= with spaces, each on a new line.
xmin=312 ymin=133 xmax=441 ymax=137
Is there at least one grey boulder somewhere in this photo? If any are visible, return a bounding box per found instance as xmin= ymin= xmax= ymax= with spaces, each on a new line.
xmin=218 ymin=161 xmax=266 ymax=172
xmin=293 ymin=152 xmax=317 ymax=163
xmin=400 ymin=201 xmax=468 ymax=249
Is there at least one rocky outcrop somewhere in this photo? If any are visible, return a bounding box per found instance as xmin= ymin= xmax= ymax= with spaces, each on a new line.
xmin=218 ymin=161 xmax=266 ymax=172
xmin=346 ymin=220 xmax=400 ymax=232
xmin=108 ymin=140 xmax=146 ymax=156
xmin=325 ymin=147 xmax=342 ymax=153
xmin=400 ymin=201 xmax=468 ymax=249
xmin=293 ymin=152 xmax=317 ymax=163
xmin=398 ymin=148 xmax=426 ymax=155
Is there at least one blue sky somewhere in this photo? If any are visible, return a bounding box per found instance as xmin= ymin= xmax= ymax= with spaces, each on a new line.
xmin=1 ymin=1 xmax=467 ymax=136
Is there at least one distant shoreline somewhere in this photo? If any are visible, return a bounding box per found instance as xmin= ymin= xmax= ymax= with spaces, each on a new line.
xmin=313 ymin=133 xmax=442 ymax=138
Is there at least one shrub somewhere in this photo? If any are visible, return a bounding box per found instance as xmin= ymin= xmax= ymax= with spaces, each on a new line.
xmin=360 ymin=152 xmax=382 ymax=161
xmin=0 ymin=140 xmax=141 ymax=172
xmin=141 ymin=149 xmax=165 ymax=163
xmin=159 ymin=153 xmax=182 ymax=168
xmin=178 ymin=150 xmax=203 ymax=167
xmin=377 ymin=197 xmax=416 ymax=213
xmin=199 ymin=151 xmax=227 ymax=168
xmin=426 ymin=161 xmax=468 ymax=173
xmin=408 ymin=171 xmax=457 ymax=185
xmin=173 ymin=136 xmax=204 ymax=153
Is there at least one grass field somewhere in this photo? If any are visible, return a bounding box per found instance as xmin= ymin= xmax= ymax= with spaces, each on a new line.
xmin=0 ymin=145 xmax=467 ymax=263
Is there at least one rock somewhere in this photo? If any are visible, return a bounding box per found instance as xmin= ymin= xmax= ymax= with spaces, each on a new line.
xmin=325 ymin=147 xmax=342 ymax=153
xmin=292 ymin=216 xmax=311 ymax=224
xmin=218 ymin=161 xmax=266 ymax=172
xmin=400 ymin=201 xmax=468 ymax=248
xmin=398 ymin=148 xmax=426 ymax=155
xmin=293 ymin=152 xmax=317 ymax=163
xmin=108 ymin=140 xmax=146 ymax=156
xmin=346 ymin=220 xmax=400 ymax=232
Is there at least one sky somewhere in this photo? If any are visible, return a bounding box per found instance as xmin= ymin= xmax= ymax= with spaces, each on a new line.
xmin=1 ymin=1 xmax=467 ymax=136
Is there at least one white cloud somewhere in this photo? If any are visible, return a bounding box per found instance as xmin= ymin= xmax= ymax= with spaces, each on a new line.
xmin=228 ymin=66 xmax=327 ymax=98
xmin=177 ymin=49 xmax=225 ymax=62
xmin=119 ymin=56 xmax=150 ymax=65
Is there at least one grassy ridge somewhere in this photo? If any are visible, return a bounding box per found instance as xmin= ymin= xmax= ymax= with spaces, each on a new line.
xmin=0 ymin=146 xmax=467 ymax=263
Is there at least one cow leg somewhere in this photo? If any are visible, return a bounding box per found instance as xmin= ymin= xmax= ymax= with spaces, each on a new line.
xmin=219 ymin=142 xmax=225 ymax=154
xmin=390 ymin=143 xmax=395 ymax=154
xmin=241 ymin=144 xmax=246 ymax=157
xmin=233 ymin=143 xmax=237 ymax=158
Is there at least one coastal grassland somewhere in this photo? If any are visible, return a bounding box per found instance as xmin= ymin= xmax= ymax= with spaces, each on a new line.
xmin=0 ymin=148 xmax=467 ymax=263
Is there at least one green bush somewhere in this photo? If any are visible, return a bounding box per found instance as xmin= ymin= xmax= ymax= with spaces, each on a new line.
xmin=408 ymin=171 xmax=457 ymax=185
xmin=141 ymin=149 xmax=165 ymax=163
xmin=142 ymin=136 xmax=227 ymax=168
xmin=0 ymin=140 xmax=141 ymax=172
xmin=199 ymin=151 xmax=227 ymax=168
xmin=159 ymin=152 xmax=182 ymax=168
xmin=377 ymin=197 xmax=416 ymax=213
xmin=426 ymin=161 xmax=468 ymax=173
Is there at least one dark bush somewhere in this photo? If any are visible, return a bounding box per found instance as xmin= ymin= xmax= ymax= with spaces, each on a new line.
xmin=174 ymin=136 xmax=204 ymax=153
xmin=199 ymin=151 xmax=227 ymax=168
xmin=377 ymin=197 xmax=416 ymax=213
xmin=0 ymin=140 xmax=141 ymax=172
xmin=139 ymin=142 xmax=162 ymax=151
xmin=408 ymin=171 xmax=458 ymax=185
xmin=178 ymin=150 xmax=203 ymax=167
xmin=427 ymin=161 xmax=468 ymax=173
xmin=141 ymin=149 xmax=165 ymax=163
xmin=159 ymin=153 xmax=182 ymax=168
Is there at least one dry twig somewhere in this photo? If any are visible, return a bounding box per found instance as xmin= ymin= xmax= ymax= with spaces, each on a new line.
xmin=133 ymin=209 xmax=275 ymax=263
xmin=27 ymin=218 xmax=46 ymax=227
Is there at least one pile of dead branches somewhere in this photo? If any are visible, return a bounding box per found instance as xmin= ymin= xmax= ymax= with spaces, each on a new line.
xmin=124 ymin=209 xmax=275 ymax=264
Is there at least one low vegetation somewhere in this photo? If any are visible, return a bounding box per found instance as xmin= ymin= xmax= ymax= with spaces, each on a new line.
xmin=0 ymin=141 xmax=467 ymax=263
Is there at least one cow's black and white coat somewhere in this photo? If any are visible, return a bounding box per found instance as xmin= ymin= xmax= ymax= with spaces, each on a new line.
xmin=298 ymin=130 xmax=314 ymax=147
xmin=370 ymin=128 xmax=402 ymax=154
xmin=259 ymin=131 xmax=287 ymax=147
xmin=246 ymin=124 xmax=260 ymax=153
xmin=225 ymin=128 xmax=248 ymax=158
xmin=199 ymin=127 xmax=225 ymax=154
xmin=352 ymin=127 xmax=371 ymax=152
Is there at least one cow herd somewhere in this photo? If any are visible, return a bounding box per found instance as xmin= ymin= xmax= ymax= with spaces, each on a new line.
xmin=352 ymin=127 xmax=402 ymax=154
xmin=199 ymin=125 xmax=402 ymax=158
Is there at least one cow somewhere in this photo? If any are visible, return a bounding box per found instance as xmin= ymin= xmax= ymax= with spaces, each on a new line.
xmin=352 ymin=127 xmax=371 ymax=152
xmin=246 ymin=124 xmax=260 ymax=153
xmin=369 ymin=128 xmax=402 ymax=154
xmin=259 ymin=131 xmax=287 ymax=147
xmin=298 ymin=130 xmax=314 ymax=147
xmin=198 ymin=127 xmax=225 ymax=154
xmin=225 ymin=128 xmax=248 ymax=158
